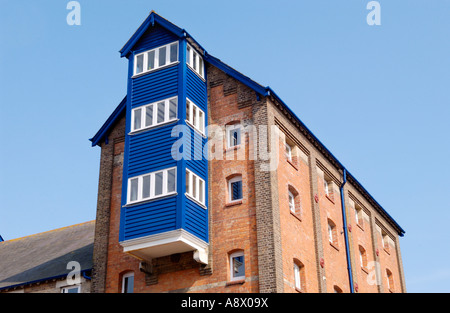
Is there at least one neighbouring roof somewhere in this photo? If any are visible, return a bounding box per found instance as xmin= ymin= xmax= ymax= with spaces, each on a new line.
xmin=0 ymin=221 xmax=95 ymax=291
xmin=89 ymin=12 xmax=404 ymax=237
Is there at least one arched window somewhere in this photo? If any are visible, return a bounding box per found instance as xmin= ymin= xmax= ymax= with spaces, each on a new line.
xmin=328 ymin=219 xmax=338 ymax=247
xmin=288 ymin=185 xmax=301 ymax=217
xmin=229 ymin=250 xmax=245 ymax=282
xmin=359 ymin=245 xmax=368 ymax=269
xmin=121 ymin=271 xmax=134 ymax=293
xmin=386 ymin=269 xmax=394 ymax=292
xmin=293 ymin=259 xmax=305 ymax=292
xmin=228 ymin=175 xmax=243 ymax=203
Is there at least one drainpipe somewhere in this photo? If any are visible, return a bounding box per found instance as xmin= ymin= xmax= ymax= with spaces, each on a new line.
xmin=340 ymin=168 xmax=354 ymax=293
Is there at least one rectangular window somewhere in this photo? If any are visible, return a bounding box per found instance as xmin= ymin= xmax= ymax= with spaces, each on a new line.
xmin=131 ymin=96 xmax=177 ymax=133
xmin=185 ymin=169 xmax=206 ymax=206
xmin=186 ymin=43 xmax=205 ymax=79
xmin=186 ymin=99 xmax=205 ymax=135
xmin=133 ymin=41 xmax=179 ymax=76
xmin=229 ymin=176 xmax=243 ymax=202
xmin=122 ymin=273 xmax=134 ymax=294
xmin=288 ymin=191 xmax=295 ymax=213
xmin=127 ymin=167 xmax=177 ymax=204
xmin=294 ymin=264 xmax=301 ymax=290
xmin=230 ymin=251 xmax=245 ymax=281
xmin=285 ymin=142 xmax=292 ymax=162
xmin=227 ymin=124 xmax=242 ymax=148
xmin=61 ymin=286 xmax=80 ymax=293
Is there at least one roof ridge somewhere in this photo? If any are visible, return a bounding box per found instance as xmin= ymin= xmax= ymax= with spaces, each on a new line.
xmin=1 ymin=220 xmax=95 ymax=244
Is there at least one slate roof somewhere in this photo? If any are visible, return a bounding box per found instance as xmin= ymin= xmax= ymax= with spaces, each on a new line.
xmin=0 ymin=221 xmax=95 ymax=290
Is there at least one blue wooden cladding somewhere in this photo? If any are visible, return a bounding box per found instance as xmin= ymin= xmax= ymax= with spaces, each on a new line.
xmin=119 ymin=21 xmax=209 ymax=249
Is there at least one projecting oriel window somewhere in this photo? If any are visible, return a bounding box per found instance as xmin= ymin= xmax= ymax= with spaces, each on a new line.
xmin=131 ymin=96 xmax=178 ymax=133
xmin=127 ymin=167 xmax=177 ymax=204
xmin=186 ymin=99 xmax=205 ymax=135
xmin=133 ymin=42 xmax=179 ymax=76
xmin=185 ymin=169 xmax=206 ymax=206
xmin=186 ymin=44 xmax=204 ymax=79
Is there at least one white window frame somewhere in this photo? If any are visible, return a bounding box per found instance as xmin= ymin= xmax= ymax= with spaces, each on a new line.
xmin=122 ymin=272 xmax=134 ymax=294
xmin=61 ymin=285 xmax=80 ymax=293
xmin=127 ymin=167 xmax=177 ymax=205
xmin=226 ymin=124 xmax=242 ymax=148
xmin=133 ymin=41 xmax=179 ymax=76
xmin=186 ymin=43 xmax=204 ymax=79
xmin=229 ymin=251 xmax=245 ymax=281
xmin=294 ymin=263 xmax=301 ymax=290
xmin=185 ymin=169 xmax=206 ymax=207
xmin=288 ymin=190 xmax=296 ymax=214
xmin=285 ymin=142 xmax=292 ymax=162
xmin=324 ymin=179 xmax=330 ymax=196
xmin=328 ymin=223 xmax=334 ymax=244
xmin=186 ymin=98 xmax=205 ymax=135
xmin=131 ymin=96 xmax=178 ymax=133
xmin=228 ymin=176 xmax=243 ymax=203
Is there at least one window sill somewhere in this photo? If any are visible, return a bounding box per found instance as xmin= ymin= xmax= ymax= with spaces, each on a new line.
xmin=290 ymin=211 xmax=302 ymax=222
xmin=226 ymin=279 xmax=245 ymax=287
xmin=384 ymin=248 xmax=390 ymax=255
xmin=225 ymin=144 xmax=242 ymax=153
xmin=225 ymin=200 xmax=243 ymax=207
xmin=128 ymin=119 xmax=179 ymax=135
xmin=325 ymin=195 xmax=335 ymax=204
xmin=187 ymin=64 xmax=206 ymax=82
xmin=185 ymin=193 xmax=207 ymax=209
xmin=329 ymin=242 xmax=339 ymax=252
xmin=356 ymin=223 xmax=364 ymax=231
xmin=287 ymin=159 xmax=298 ymax=171
xmin=132 ymin=61 xmax=179 ymax=79
xmin=124 ymin=192 xmax=178 ymax=207
xmin=185 ymin=120 xmax=206 ymax=138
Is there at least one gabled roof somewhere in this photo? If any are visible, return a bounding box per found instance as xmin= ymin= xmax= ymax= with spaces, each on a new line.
xmin=90 ymin=12 xmax=404 ymax=236
xmin=89 ymin=96 xmax=126 ymax=147
xmin=0 ymin=221 xmax=95 ymax=291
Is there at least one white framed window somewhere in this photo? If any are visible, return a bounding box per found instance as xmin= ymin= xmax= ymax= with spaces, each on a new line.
xmin=328 ymin=220 xmax=336 ymax=245
xmin=294 ymin=263 xmax=301 ymax=290
xmin=324 ymin=179 xmax=330 ymax=196
xmin=127 ymin=167 xmax=177 ymax=204
xmin=186 ymin=44 xmax=204 ymax=78
xmin=226 ymin=124 xmax=242 ymax=148
xmin=61 ymin=285 xmax=80 ymax=293
xmin=134 ymin=42 xmax=179 ymax=76
xmin=229 ymin=251 xmax=245 ymax=281
xmin=186 ymin=98 xmax=205 ymax=134
xmin=228 ymin=176 xmax=243 ymax=203
xmin=185 ymin=169 xmax=206 ymax=206
xmin=285 ymin=142 xmax=292 ymax=162
xmin=288 ymin=190 xmax=296 ymax=214
xmin=122 ymin=272 xmax=134 ymax=293
xmin=131 ymin=96 xmax=178 ymax=133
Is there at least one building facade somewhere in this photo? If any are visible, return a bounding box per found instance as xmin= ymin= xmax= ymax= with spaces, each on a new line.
xmin=90 ymin=12 xmax=406 ymax=293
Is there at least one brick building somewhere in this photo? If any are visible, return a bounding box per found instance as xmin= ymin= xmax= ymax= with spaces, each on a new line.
xmin=89 ymin=12 xmax=406 ymax=293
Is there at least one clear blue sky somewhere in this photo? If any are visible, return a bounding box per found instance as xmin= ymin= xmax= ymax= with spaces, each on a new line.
xmin=0 ymin=0 xmax=449 ymax=292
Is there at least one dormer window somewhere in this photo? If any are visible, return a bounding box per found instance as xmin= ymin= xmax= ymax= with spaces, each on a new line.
xmin=186 ymin=44 xmax=204 ymax=79
xmin=133 ymin=42 xmax=179 ymax=76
